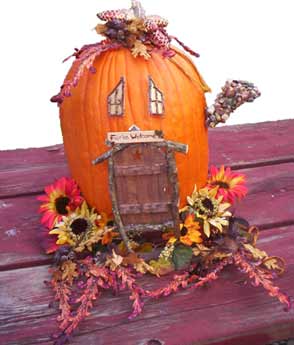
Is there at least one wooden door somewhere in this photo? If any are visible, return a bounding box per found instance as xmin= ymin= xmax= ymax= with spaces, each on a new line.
xmin=112 ymin=143 xmax=178 ymax=230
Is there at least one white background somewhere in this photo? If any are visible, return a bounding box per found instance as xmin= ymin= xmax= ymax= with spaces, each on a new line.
xmin=0 ymin=0 xmax=293 ymax=150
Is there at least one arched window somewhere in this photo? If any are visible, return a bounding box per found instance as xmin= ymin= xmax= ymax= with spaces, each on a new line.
xmin=149 ymin=77 xmax=164 ymax=115
xmin=108 ymin=77 xmax=125 ymax=116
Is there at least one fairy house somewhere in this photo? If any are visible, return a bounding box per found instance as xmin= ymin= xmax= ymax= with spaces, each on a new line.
xmin=52 ymin=1 xmax=260 ymax=242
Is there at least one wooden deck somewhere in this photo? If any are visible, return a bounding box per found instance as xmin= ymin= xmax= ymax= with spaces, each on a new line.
xmin=1 ymin=119 xmax=294 ymax=345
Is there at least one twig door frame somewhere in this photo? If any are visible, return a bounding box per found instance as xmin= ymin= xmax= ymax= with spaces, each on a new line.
xmin=92 ymin=139 xmax=188 ymax=250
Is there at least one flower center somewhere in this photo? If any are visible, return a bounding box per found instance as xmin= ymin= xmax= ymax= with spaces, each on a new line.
xmin=213 ymin=181 xmax=230 ymax=189
xmin=181 ymin=226 xmax=188 ymax=236
xmin=70 ymin=218 xmax=88 ymax=235
xmin=55 ymin=196 xmax=70 ymax=215
xmin=202 ymin=198 xmax=214 ymax=212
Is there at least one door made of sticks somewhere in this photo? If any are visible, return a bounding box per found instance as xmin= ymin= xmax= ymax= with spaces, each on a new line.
xmin=112 ymin=143 xmax=175 ymax=228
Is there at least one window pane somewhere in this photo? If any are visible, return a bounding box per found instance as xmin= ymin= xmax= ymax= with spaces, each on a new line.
xmin=149 ymin=77 xmax=164 ymax=115
xmin=108 ymin=77 xmax=125 ymax=116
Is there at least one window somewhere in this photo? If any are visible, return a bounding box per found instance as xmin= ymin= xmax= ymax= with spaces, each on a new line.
xmin=149 ymin=77 xmax=164 ymax=115
xmin=108 ymin=77 xmax=125 ymax=116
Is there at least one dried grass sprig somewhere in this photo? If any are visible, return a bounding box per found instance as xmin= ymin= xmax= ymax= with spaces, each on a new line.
xmin=51 ymin=273 xmax=72 ymax=329
xmin=233 ymin=251 xmax=291 ymax=310
xmin=63 ymin=275 xmax=100 ymax=336
xmin=146 ymin=258 xmax=231 ymax=300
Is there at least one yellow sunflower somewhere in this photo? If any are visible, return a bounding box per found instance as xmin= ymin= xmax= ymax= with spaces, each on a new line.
xmin=49 ymin=201 xmax=107 ymax=252
xmin=186 ymin=185 xmax=232 ymax=238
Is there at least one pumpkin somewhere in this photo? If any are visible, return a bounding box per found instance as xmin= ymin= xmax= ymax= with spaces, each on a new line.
xmin=59 ymin=46 xmax=210 ymax=215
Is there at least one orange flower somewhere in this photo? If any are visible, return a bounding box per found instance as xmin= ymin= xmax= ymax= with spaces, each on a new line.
xmin=207 ymin=165 xmax=247 ymax=203
xmin=168 ymin=215 xmax=202 ymax=246
xmin=102 ymin=230 xmax=118 ymax=245
xmin=180 ymin=214 xmax=203 ymax=246
xmin=38 ymin=177 xmax=84 ymax=230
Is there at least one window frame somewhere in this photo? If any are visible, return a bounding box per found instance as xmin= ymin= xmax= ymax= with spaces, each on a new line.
xmin=148 ymin=76 xmax=165 ymax=116
xmin=107 ymin=77 xmax=125 ymax=117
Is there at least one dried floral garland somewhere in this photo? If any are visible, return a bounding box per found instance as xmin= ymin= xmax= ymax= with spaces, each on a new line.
xmin=38 ymin=166 xmax=291 ymax=345
xmin=51 ymin=1 xmax=200 ymax=106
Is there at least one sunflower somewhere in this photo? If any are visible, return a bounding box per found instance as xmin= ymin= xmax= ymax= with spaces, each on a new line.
xmin=186 ymin=185 xmax=231 ymax=238
xmin=38 ymin=177 xmax=84 ymax=229
xmin=50 ymin=202 xmax=116 ymax=252
xmin=207 ymin=165 xmax=247 ymax=203
xmin=50 ymin=201 xmax=105 ymax=251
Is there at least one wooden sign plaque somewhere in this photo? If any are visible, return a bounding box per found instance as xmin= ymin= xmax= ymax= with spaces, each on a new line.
xmin=107 ymin=130 xmax=164 ymax=144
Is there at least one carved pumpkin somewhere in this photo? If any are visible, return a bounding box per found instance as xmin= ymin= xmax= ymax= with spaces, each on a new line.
xmin=59 ymin=46 xmax=210 ymax=215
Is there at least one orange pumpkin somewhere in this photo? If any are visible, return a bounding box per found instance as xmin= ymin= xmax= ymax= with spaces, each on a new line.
xmin=60 ymin=47 xmax=210 ymax=215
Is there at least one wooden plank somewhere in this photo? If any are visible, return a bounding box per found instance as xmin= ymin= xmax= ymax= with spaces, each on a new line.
xmin=0 ymin=163 xmax=293 ymax=271
xmin=119 ymin=202 xmax=171 ymax=215
xmin=234 ymin=163 xmax=294 ymax=228
xmin=0 ymin=163 xmax=69 ymax=199
xmin=209 ymin=119 xmax=294 ymax=168
xmin=114 ymin=163 xmax=166 ymax=176
xmin=0 ymin=145 xmax=66 ymax=170
xmin=0 ymin=225 xmax=294 ymax=345
xmin=0 ymin=196 xmax=48 ymax=270
xmin=0 ymin=120 xmax=293 ymax=199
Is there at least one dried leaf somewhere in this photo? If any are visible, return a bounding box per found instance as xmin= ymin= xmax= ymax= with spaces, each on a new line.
xmin=95 ymin=24 xmax=107 ymax=35
xmin=61 ymin=260 xmax=78 ymax=285
xmin=192 ymin=244 xmax=211 ymax=257
xmin=127 ymin=18 xmax=145 ymax=33
xmin=131 ymin=40 xmax=151 ymax=59
xmin=105 ymin=250 xmax=124 ymax=271
xmin=187 ymin=196 xmax=194 ymax=207
xmin=203 ymin=221 xmax=211 ymax=238
xmin=134 ymin=260 xmax=155 ymax=275
xmin=117 ymin=240 xmax=140 ymax=256
xmin=262 ymin=256 xmax=286 ymax=276
xmin=102 ymin=230 xmax=118 ymax=245
xmin=248 ymin=226 xmax=260 ymax=246
xmin=149 ymin=257 xmax=175 ymax=276
xmin=123 ymin=252 xmax=142 ymax=266
xmin=243 ymin=243 xmax=267 ymax=260
xmin=136 ymin=242 xmax=153 ymax=253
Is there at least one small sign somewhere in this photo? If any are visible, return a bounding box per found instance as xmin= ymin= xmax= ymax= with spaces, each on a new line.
xmin=107 ymin=130 xmax=164 ymax=144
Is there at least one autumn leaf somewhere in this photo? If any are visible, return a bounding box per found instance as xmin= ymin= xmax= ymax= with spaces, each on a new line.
xmin=243 ymin=243 xmax=267 ymax=260
xmin=95 ymin=24 xmax=107 ymax=35
xmin=127 ymin=18 xmax=145 ymax=33
xmin=149 ymin=257 xmax=175 ymax=276
xmin=102 ymin=230 xmax=118 ymax=245
xmin=193 ymin=244 xmax=211 ymax=257
xmin=262 ymin=256 xmax=286 ymax=276
xmin=131 ymin=40 xmax=151 ymax=60
xmin=248 ymin=226 xmax=260 ymax=246
xmin=105 ymin=250 xmax=124 ymax=271
xmin=204 ymin=250 xmax=232 ymax=266
xmin=122 ymin=252 xmax=142 ymax=266
xmin=136 ymin=242 xmax=153 ymax=253
xmin=61 ymin=260 xmax=78 ymax=285
xmin=203 ymin=221 xmax=211 ymax=238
